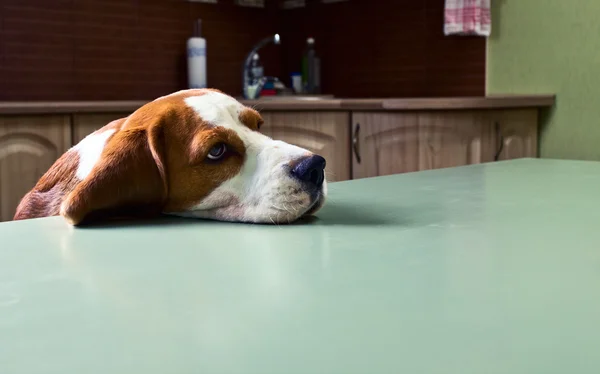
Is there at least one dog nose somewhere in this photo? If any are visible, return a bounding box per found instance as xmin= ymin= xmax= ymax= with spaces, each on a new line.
xmin=291 ymin=155 xmax=326 ymax=188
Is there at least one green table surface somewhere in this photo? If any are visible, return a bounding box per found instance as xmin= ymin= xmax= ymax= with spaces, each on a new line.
xmin=2 ymin=158 xmax=600 ymax=374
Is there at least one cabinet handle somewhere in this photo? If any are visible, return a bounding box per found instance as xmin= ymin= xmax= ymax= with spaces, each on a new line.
xmin=494 ymin=121 xmax=504 ymax=161
xmin=353 ymin=123 xmax=361 ymax=164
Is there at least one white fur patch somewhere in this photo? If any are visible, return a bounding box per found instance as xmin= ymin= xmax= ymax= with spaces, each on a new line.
xmin=73 ymin=129 xmax=116 ymax=180
xmin=184 ymin=92 xmax=240 ymax=125
xmin=178 ymin=90 xmax=326 ymax=223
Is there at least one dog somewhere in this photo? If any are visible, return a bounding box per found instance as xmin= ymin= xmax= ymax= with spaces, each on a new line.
xmin=14 ymin=89 xmax=327 ymax=225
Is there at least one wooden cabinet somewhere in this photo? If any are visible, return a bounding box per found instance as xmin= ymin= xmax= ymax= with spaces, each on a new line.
xmin=351 ymin=112 xmax=420 ymax=179
xmin=53 ymin=110 xmax=543 ymax=186
xmin=351 ymin=109 xmax=537 ymax=179
xmin=0 ymin=104 xmax=543 ymax=222
xmin=73 ymin=113 xmax=129 ymax=143
xmin=0 ymin=115 xmax=71 ymax=221
xmin=260 ymin=112 xmax=351 ymax=182
xmin=493 ymin=109 xmax=538 ymax=160
xmin=417 ymin=111 xmax=496 ymax=170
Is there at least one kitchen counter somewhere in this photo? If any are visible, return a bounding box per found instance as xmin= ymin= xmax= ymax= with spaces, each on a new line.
xmin=0 ymin=95 xmax=555 ymax=114
xmin=247 ymin=94 xmax=555 ymax=111
xmin=1 ymin=158 xmax=599 ymax=374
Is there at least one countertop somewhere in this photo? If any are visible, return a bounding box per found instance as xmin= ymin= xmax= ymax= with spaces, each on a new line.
xmin=0 ymin=95 xmax=555 ymax=114
xmin=1 ymin=158 xmax=599 ymax=374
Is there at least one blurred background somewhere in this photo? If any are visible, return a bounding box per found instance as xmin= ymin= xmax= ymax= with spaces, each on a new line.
xmin=4 ymin=0 xmax=596 ymax=222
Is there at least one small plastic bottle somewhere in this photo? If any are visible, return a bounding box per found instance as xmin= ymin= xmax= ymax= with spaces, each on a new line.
xmin=187 ymin=19 xmax=207 ymax=89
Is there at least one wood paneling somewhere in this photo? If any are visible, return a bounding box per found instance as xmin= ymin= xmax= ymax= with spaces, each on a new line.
xmin=351 ymin=110 xmax=498 ymax=179
xmin=351 ymin=112 xmax=420 ymax=179
xmin=0 ymin=115 xmax=71 ymax=221
xmin=417 ymin=111 xmax=496 ymax=170
xmin=260 ymin=111 xmax=351 ymax=181
xmin=493 ymin=109 xmax=539 ymax=160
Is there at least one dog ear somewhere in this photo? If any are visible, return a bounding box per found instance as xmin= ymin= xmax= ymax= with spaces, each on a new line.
xmin=60 ymin=122 xmax=168 ymax=225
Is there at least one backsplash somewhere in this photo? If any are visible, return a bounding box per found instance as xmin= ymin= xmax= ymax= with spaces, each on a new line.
xmin=0 ymin=0 xmax=484 ymax=101
xmin=279 ymin=0 xmax=485 ymax=97
xmin=0 ymin=0 xmax=282 ymax=100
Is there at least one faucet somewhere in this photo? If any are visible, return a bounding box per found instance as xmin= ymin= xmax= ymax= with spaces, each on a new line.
xmin=242 ymin=33 xmax=281 ymax=99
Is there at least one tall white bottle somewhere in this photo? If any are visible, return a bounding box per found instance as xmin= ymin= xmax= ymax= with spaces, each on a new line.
xmin=187 ymin=19 xmax=206 ymax=89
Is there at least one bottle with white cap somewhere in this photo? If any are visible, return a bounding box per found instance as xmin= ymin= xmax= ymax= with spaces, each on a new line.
xmin=187 ymin=19 xmax=207 ymax=89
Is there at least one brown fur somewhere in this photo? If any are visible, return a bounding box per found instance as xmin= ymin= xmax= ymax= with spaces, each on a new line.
xmin=14 ymin=152 xmax=81 ymax=220
xmin=238 ymin=107 xmax=264 ymax=131
xmin=14 ymin=89 xmax=260 ymax=225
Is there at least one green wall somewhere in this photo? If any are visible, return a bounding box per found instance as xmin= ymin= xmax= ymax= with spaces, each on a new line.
xmin=487 ymin=0 xmax=600 ymax=160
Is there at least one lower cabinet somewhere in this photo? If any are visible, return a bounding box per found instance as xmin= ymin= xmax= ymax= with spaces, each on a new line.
xmin=493 ymin=109 xmax=538 ymax=161
xmin=351 ymin=112 xmax=421 ymax=178
xmin=350 ymin=109 xmax=538 ymax=179
xmin=0 ymin=107 xmax=540 ymax=222
xmin=0 ymin=115 xmax=71 ymax=221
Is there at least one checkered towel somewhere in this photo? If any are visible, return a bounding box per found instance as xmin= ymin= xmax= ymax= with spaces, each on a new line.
xmin=444 ymin=0 xmax=491 ymax=37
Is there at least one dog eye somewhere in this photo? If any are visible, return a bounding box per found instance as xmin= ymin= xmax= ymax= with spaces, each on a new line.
xmin=207 ymin=143 xmax=227 ymax=160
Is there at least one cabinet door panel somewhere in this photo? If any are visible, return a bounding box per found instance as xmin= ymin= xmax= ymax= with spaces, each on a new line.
xmin=260 ymin=112 xmax=351 ymax=182
xmin=418 ymin=111 xmax=496 ymax=170
xmin=351 ymin=111 xmax=498 ymax=179
xmin=351 ymin=112 xmax=419 ymax=179
xmin=493 ymin=109 xmax=538 ymax=160
xmin=0 ymin=115 xmax=71 ymax=221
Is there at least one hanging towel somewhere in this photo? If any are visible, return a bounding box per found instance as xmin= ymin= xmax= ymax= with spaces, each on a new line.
xmin=444 ymin=0 xmax=491 ymax=37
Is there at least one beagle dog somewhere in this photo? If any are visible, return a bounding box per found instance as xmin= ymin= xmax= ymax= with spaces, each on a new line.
xmin=14 ymin=89 xmax=327 ymax=225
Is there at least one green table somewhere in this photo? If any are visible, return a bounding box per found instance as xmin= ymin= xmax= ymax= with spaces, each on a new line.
xmin=2 ymin=159 xmax=600 ymax=374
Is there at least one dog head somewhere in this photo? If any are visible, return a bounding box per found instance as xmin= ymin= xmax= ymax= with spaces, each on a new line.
xmin=57 ymin=89 xmax=327 ymax=225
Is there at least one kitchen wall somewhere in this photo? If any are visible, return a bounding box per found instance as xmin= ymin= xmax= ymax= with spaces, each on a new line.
xmin=0 ymin=0 xmax=485 ymax=101
xmin=0 ymin=0 xmax=282 ymax=100
xmin=487 ymin=0 xmax=600 ymax=160
xmin=280 ymin=0 xmax=485 ymax=97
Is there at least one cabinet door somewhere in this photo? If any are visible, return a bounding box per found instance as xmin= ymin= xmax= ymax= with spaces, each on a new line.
xmin=417 ymin=111 xmax=496 ymax=170
xmin=0 ymin=115 xmax=71 ymax=221
xmin=351 ymin=111 xmax=497 ymax=179
xmin=73 ymin=113 xmax=130 ymax=143
xmin=259 ymin=112 xmax=351 ymax=182
xmin=492 ymin=109 xmax=538 ymax=160
xmin=351 ymin=112 xmax=420 ymax=179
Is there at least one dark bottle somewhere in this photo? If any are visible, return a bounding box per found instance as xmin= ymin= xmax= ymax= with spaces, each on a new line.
xmin=301 ymin=37 xmax=321 ymax=94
